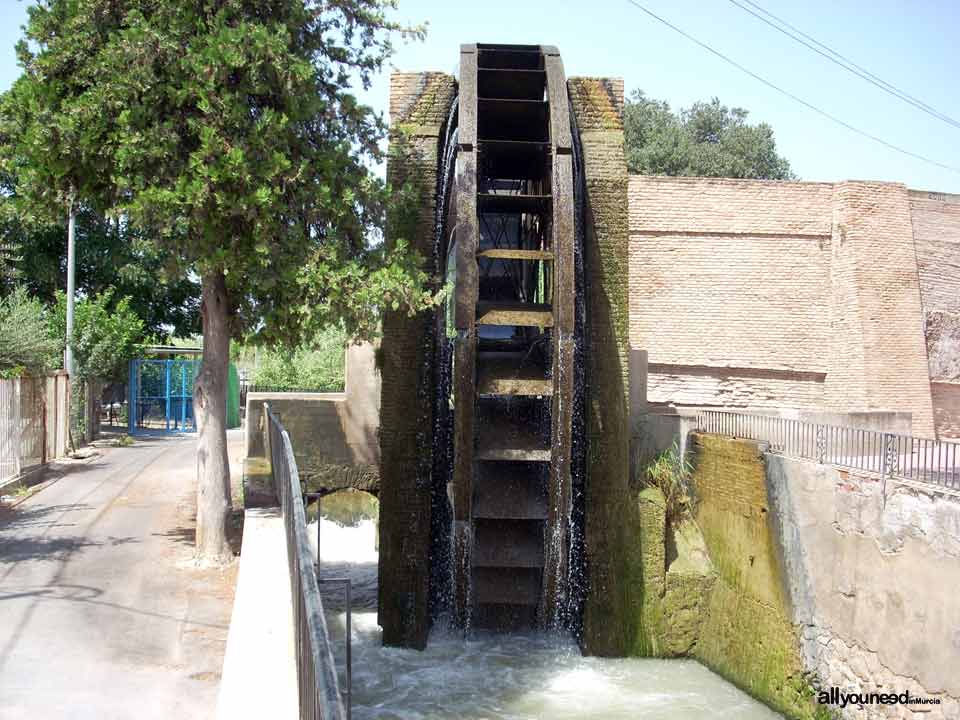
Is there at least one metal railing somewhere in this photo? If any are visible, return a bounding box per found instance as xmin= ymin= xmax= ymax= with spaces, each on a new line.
xmin=266 ymin=404 xmax=347 ymax=720
xmin=696 ymin=410 xmax=960 ymax=490
xmin=305 ymin=491 xmax=352 ymax=720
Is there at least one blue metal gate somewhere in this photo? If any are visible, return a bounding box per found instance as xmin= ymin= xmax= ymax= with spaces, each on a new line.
xmin=128 ymin=359 xmax=200 ymax=434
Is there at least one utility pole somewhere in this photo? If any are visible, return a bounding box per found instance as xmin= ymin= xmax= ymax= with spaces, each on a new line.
xmin=65 ymin=194 xmax=76 ymax=376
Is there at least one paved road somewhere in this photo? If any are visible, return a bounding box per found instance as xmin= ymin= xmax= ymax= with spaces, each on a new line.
xmin=0 ymin=432 xmax=241 ymax=720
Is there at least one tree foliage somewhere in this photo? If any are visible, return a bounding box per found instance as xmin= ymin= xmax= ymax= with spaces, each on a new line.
xmin=248 ymin=325 xmax=348 ymax=392
xmin=0 ymin=200 xmax=200 ymax=337
xmin=16 ymin=0 xmax=425 ymax=339
xmin=624 ymin=91 xmax=795 ymax=180
xmin=4 ymin=0 xmax=430 ymax=560
xmin=49 ymin=289 xmax=148 ymax=382
xmin=0 ymin=287 xmax=60 ymax=377
xmin=4 ymin=0 xmax=431 ymax=342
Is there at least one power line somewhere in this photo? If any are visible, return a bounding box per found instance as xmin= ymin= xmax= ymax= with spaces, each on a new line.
xmin=727 ymin=0 xmax=960 ymax=131
xmin=622 ymin=0 xmax=960 ymax=175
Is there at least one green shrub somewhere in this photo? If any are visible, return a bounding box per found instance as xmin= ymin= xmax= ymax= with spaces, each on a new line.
xmin=0 ymin=286 xmax=60 ymax=377
xmin=250 ymin=324 xmax=347 ymax=392
xmin=643 ymin=439 xmax=696 ymax=525
xmin=50 ymin=288 xmax=148 ymax=382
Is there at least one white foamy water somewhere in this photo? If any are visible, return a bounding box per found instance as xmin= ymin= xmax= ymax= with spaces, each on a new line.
xmin=308 ymin=516 xmax=379 ymax=564
xmin=311 ymin=492 xmax=782 ymax=720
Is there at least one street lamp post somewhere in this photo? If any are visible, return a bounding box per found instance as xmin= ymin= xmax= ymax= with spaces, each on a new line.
xmin=65 ymin=196 xmax=76 ymax=377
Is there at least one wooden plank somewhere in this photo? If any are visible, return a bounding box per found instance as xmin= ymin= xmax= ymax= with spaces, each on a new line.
xmin=477 ymin=358 xmax=551 ymax=396
xmin=476 ymin=422 xmax=550 ymax=462
xmin=478 ymin=68 xmax=545 ymax=101
xmin=551 ymin=156 xmax=575 ymax=334
xmin=476 ymin=301 xmax=553 ymax=327
xmin=474 ymin=466 xmax=548 ymax=519
xmin=473 ymin=521 xmax=545 ymax=567
xmin=452 ymin=520 xmax=472 ymax=627
xmin=477 ymin=249 xmax=553 ymax=261
xmin=458 ymin=44 xmax=477 ymax=149
xmin=472 ymin=567 xmax=541 ymax=606
xmin=453 ymin=152 xmax=478 ymax=331
xmin=544 ymin=54 xmax=572 ymax=152
xmin=541 ymin=57 xmax=575 ymax=629
xmin=452 ymin=334 xmax=476 ymax=522
xmin=477 ymin=193 xmax=551 ymax=215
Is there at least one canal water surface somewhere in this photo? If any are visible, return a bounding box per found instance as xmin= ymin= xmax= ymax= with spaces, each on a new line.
xmin=309 ymin=491 xmax=781 ymax=720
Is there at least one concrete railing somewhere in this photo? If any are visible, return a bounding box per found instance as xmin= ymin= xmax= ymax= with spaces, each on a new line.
xmin=697 ymin=410 xmax=959 ymax=490
xmin=265 ymin=404 xmax=346 ymax=720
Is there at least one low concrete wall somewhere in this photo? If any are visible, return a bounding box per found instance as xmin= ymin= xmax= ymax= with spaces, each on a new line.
xmin=767 ymin=455 xmax=960 ymax=718
xmin=244 ymin=344 xmax=380 ymax=493
xmin=216 ymin=508 xmax=298 ymax=720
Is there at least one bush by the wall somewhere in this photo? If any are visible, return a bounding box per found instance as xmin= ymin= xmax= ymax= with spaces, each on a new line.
xmin=249 ymin=324 xmax=347 ymax=392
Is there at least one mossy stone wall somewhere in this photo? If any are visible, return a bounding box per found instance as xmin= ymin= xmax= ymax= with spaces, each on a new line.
xmin=688 ymin=433 xmax=825 ymax=719
xmin=568 ymin=77 xmax=637 ymax=657
xmin=379 ymin=72 xmax=456 ymax=649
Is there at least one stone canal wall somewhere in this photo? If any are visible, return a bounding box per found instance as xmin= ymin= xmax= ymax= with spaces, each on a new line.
xmin=634 ymin=433 xmax=818 ymax=718
xmin=631 ymin=432 xmax=960 ymax=719
xmin=767 ymin=454 xmax=960 ymax=719
xmin=245 ymin=343 xmax=380 ymax=494
xmin=378 ymin=71 xmax=457 ymax=649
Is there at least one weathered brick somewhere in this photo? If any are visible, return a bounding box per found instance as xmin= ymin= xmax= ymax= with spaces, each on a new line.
xmin=628 ymin=176 xmax=957 ymax=439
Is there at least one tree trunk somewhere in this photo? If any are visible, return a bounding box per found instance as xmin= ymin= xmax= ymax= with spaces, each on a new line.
xmin=194 ymin=269 xmax=233 ymax=562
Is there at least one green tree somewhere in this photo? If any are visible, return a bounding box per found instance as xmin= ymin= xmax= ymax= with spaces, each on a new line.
xmin=0 ymin=197 xmax=200 ymax=337
xmin=0 ymin=287 xmax=60 ymax=378
xmin=624 ymin=91 xmax=795 ymax=179
xmin=6 ymin=0 xmax=429 ymax=560
xmin=250 ymin=325 xmax=348 ymax=392
xmin=49 ymin=289 xmax=148 ymax=383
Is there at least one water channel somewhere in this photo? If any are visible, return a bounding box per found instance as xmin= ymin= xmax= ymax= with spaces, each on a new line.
xmin=309 ymin=490 xmax=782 ymax=720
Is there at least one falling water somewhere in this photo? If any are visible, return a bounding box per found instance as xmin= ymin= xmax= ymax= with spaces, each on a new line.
xmin=430 ymin=95 xmax=460 ymax=620
xmin=567 ymin=98 xmax=589 ymax=637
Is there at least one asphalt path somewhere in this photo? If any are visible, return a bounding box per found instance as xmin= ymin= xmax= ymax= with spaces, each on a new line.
xmin=0 ymin=432 xmax=240 ymax=719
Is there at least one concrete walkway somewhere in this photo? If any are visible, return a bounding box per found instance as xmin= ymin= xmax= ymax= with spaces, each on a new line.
xmin=0 ymin=431 xmax=242 ymax=720
xmin=215 ymin=507 xmax=298 ymax=720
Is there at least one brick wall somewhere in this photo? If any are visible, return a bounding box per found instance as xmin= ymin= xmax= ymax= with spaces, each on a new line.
xmin=909 ymin=190 xmax=960 ymax=438
xmin=831 ymin=182 xmax=934 ymax=437
xmin=629 ymin=176 xmax=833 ymax=412
xmin=630 ymin=176 xmax=952 ymax=438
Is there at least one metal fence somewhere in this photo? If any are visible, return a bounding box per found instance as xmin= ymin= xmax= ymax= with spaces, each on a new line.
xmin=265 ymin=404 xmax=347 ymax=720
xmin=128 ymin=359 xmax=199 ymax=434
xmin=0 ymin=373 xmax=70 ymax=484
xmin=696 ymin=410 xmax=960 ymax=490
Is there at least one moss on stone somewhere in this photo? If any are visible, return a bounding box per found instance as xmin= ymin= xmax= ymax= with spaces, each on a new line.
xmin=624 ymin=434 xmax=827 ymax=718
xmin=688 ymin=433 xmax=825 ymax=719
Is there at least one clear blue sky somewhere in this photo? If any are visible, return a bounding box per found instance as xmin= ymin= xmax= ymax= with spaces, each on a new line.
xmin=3 ymin=0 xmax=959 ymax=191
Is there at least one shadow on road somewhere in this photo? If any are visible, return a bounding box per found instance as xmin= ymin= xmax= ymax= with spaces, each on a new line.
xmin=0 ymin=504 xmax=140 ymax=566
xmin=0 ymin=582 xmax=228 ymax=630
